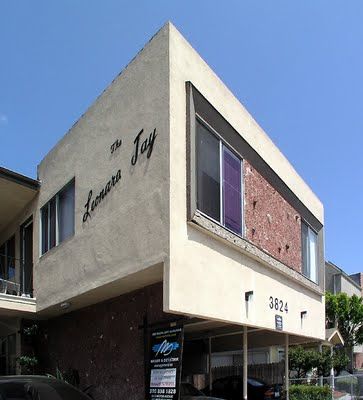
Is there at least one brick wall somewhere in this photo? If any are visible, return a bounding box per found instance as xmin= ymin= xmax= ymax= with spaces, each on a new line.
xmin=355 ymin=352 xmax=363 ymax=370
xmin=33 ymin=283 xmax=172 ymax=400
xmin=244 ymin=160 xmax=302 ymax=272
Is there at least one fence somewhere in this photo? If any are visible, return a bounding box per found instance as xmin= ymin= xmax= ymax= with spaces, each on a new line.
xmin=0 ymin=254 xmax=33 ymax=297
xmin=290 ymin=374 xmax=363 ymax=400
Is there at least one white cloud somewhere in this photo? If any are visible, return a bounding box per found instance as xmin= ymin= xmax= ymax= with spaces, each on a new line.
xmin=0 ymin=114 xmax=8 ymax=125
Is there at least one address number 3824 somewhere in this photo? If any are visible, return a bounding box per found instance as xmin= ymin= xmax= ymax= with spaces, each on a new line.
xmin=269 ymin=296 xmax=288 ymax=314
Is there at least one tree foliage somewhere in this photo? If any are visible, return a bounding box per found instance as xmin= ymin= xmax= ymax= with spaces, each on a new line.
xmin=326 ymin=292 xmax=363 ymax=347
xmin=289 ymin=346 xmax=349 ymax=378
xmin=332 ymin=349 xmax=350 ymax=375
xmin=289 ymin=347 xmax=320 ymax=378
xmin=289 ymin=385 xmax=331 ymax=400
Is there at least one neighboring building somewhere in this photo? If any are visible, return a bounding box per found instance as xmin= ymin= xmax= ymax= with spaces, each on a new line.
xmin=350 ymin=272 xmax=363 ymax=298
xmin=325 ymin=261 xmax=363 ymax=369
xmin=0 ymin=23 xmax=325 ymax=399
xmin=325 ymin=261 xmax=361 ymax=297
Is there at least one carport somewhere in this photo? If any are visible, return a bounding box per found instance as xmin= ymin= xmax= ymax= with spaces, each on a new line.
xmin=182 ymin=320 xmax=322 ymax=400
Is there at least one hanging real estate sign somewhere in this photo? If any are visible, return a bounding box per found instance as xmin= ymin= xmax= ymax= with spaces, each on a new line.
xmin=148 ymin=325 xmax=184 ymax=400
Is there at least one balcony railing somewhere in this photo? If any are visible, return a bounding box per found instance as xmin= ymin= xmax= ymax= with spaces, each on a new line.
xmin=0 ymin=254 xmax=33 ymax=298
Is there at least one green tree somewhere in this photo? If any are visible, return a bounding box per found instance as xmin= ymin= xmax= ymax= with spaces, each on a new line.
xmin=332 ymin=349 xmax=350 ymax=375
xmin=316 ymin=349 xmax=332 ymax=377
xmin=326 ymin=292 xmax=363 ymax=348
xmin=289 ymin=346 xmax=349 ymax=378
xmin=289 ymin=346 xmax=320 ymax=378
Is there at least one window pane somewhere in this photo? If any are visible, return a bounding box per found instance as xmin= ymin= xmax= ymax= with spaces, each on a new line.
xmin=196 ymin=121 xmax=220 ymax=221
xmin=41 ymin=206 xmax=49 ymax=255
xmin=301 ymin=222 xmax=309 ymax=278
xmin=0 ymin=244 xmax=5 ymax=279
xmin=7 ymin=237 xmax=15 ymax=280
xmin=301 ymin=222 xmax=318 ymax=283
xmin=223 ymin=147 xmax=242 ymax=235
xmin=49 ymin=198 xmax=57 ymax=249
xmin=308 ymin=228 xmax=318 ymax=283
xmin=58 ymin=181 xmax=75 ymax=243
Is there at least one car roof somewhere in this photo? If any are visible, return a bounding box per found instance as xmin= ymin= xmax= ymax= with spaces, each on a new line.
xmin=0 ymin=376 xmax=57 ymax=382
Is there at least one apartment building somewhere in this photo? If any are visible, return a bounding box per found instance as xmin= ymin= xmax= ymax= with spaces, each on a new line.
xmin=0 ymin=23 xmax=325 ymax=399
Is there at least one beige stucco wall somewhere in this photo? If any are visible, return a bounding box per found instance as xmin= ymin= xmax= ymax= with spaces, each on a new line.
xmin=166 ymin=23 xmax=325 ymax=340
xmin=34 ymin=24 xmax=170 ymax=312
xmin=340 ymin=275 xmax=361 ymax=297
xmin=325 ymin=262 xmax=361 ymax=296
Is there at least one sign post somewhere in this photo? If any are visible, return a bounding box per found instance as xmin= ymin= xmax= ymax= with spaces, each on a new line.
xmin=147 ymin=325 xmax=184 ymax=400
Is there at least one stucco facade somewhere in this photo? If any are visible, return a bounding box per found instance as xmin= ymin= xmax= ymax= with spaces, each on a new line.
xmin=0 ymin=22 xmax=326 ymax=398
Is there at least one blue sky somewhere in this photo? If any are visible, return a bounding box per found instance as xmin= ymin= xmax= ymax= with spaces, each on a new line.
xmin=1 ymin=1 xmax=362 ymax=274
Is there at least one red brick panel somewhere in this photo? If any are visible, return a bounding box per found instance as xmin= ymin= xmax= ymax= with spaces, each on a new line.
xmin=244 ymin=161 xmax=302 ymax=273
xmin=355 ymin=352 xmax=363 ymax=369
xmin=34 ymin=283 xmax=170 ymax=400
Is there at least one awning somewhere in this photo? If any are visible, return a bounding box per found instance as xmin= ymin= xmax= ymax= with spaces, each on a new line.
xmin=0 ymin=167 xmax=39 ymax=232
xmin=325 ymin=328 xmax=345 ymax=346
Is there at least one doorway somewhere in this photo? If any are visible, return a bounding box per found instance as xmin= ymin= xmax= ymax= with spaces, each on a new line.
xmin=20 ymin=218 xmax=33 ymax=296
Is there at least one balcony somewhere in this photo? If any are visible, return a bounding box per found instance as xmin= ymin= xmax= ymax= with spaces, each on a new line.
xmin=0 ymin=254 xmax=35 ymax=315
xmin=0 ymin=167 xmax=38 ymax=316
xmin=0 ymin=254 xmax=33 ymax=297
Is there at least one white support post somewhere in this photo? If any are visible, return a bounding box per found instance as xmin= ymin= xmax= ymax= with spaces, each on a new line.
xmin=285 ymin=334 xmax=289 ymax=400
xmin=319 ymin=343 xmax=323 ymax=386
xmin=330 ymin=346 xmax=335 ymax=400
xmin=243 ymin=326 xmax=248 ymax=400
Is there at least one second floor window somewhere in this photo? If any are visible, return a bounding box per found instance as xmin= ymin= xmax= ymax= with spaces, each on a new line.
xmin=302 ymin=221 xmax=318 ymax=283
xmin=196 ymin=119 xmax=243 ymax=235
xmin=41 ymin=180 xmax=75 ymax=255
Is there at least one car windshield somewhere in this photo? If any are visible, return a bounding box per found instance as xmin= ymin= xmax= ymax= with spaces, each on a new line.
xmin=180 ymin=383 xmax=203 ymax=396
xmin=0 ymin=380 xmax=90 ymax=400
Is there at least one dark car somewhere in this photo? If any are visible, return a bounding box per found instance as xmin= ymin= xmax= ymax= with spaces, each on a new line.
xmin=0 ymin=376 xmax=91 ymax=400
xmin=203 ymin=375 xmax=280 ymax=400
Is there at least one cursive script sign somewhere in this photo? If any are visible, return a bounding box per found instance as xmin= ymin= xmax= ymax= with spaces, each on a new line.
xmin=110 ymin=138 xmax=122 ymax=154
xmin=82 ymin=169 xmax=121 ymax=223
xmin=131 ymin=128 xmax=157 ymax=166
xmin=82 ymin=127 xmax=157 ymax=224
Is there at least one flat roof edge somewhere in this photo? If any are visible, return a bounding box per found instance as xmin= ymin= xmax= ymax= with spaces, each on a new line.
xmin=0 ymin=167 xmax=39 ymax=191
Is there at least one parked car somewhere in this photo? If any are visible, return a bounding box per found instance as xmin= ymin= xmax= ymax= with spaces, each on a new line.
xmin=181 ymin=382 xmax=224 ymax=399
xmin=0 ymin=375 xmax=91 ymax=400
xmin=203 ymin=375 xmax=281 ymax=400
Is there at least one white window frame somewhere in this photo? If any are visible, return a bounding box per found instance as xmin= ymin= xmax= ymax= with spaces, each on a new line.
xmin=302 ymin=221 xmax=318 ymax=283
xmin=39 ymin=179 xmax=75 ymax=256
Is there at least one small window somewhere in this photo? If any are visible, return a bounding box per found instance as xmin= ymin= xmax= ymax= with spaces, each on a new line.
xmin=196 ymin=121 xmax=220 ymax=221
xmin=302 ymin=221 xmax=318 ymax=283
xmin=196 ymin=119 xmax=243 ymax=235
xmin=41 ymin=180 xmax=75 ymax=255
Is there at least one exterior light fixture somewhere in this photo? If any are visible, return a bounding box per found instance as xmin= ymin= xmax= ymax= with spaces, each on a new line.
xmin=60 ymin=302 xmax=71 ymax=310
xmin=245 ymin=291 xmax=254 ymax=302
xmin=300 ymin=311 xmax=307 ymax=319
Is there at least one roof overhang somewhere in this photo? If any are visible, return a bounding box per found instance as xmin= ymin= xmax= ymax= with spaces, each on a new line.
xmin=325 ymin=328 xmax=345 ymax=346
xmin=0 ymin=167 xmax=39 ymax=233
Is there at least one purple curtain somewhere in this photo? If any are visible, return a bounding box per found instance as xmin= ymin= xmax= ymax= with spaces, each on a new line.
xmin=223 ymin=147 xmax=242 ymax=234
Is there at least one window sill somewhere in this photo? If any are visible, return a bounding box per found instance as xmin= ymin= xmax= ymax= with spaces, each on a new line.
xmin=190 ymin=210 xmax=323 ymax=295
xmin=39 ymin=234 xmax=74 ymax=261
